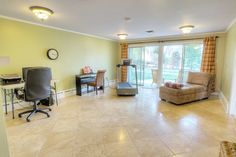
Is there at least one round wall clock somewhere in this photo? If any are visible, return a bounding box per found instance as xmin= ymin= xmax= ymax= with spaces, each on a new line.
xmin=47 ymin=49 xmax=59 ymax=60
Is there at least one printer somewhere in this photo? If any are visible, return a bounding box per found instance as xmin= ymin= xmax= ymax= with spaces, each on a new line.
xmin=0 ymin=74 xmax=22 ymax=85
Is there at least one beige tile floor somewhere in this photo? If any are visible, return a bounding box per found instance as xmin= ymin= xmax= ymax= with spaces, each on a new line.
xmin=4 ymin=87 xmax=236 ymax=157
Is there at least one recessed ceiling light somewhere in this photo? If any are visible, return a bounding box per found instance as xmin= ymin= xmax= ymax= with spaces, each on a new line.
xmin=117 ymin=33 xmax=128 ymax=40
xmin=30 ymin=6 xmax=54 ymax=20
xmin=146 ymin=30 xmax=154 ymax=33
xmin=179 ymin=25 xmax=194 ymax=34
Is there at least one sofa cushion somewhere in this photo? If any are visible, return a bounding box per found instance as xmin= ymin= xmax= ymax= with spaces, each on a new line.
xmin=160 ymin=84 xmax=206 ymax=96
xmin=187 ymin=72 xmax=211 ymax=87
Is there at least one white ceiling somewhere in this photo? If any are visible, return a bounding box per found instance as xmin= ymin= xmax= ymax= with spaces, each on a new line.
xmin=0 ymin=0 xmax=236 ymax=40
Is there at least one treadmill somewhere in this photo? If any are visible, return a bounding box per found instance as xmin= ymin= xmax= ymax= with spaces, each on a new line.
xmin=116 ymin=64 xmax=138 ymax=96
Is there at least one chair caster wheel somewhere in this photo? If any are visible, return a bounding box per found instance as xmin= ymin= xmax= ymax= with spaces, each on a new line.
xmin=47 ymin=114 xmax=50 ymax=118
xmin=26 ymin=119 xmax=30 ymax=122
xmin=18 ymin=114 xmax=22 ymax=118
xmin=49 ymin=108 xmax=52 ymax=111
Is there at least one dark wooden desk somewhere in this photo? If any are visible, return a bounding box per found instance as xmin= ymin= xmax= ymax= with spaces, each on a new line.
xmin=75 ymin=73 xmax=96 ymax=96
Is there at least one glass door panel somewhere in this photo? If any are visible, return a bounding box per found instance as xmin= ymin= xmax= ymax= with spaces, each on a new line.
xmin=182 ymin=44 xmax=203 ymax=81
xmin=143 ymin=46 xmax=159 ymax=86
xmin=128 ymin=47 xmax=145 ymax=85
xmin=129 ymin=43 xmax=203 ymax=86
xmin=163 ymin=45 xmax=183 ymax=82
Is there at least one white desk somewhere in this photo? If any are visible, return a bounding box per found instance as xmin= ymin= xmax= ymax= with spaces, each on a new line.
xmin=51 ymin=79 xmax=59 ymax=106
xmin=0 ymin=79 xmax=59 ymax=119
xmin=1 ymin=83 xmax=24 ymax=119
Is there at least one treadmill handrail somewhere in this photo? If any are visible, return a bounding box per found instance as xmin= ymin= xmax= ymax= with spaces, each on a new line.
xmin=116 ymin=64 xmax=136 ymax=68
xmin=116 ymin=63 xmax=138 ymax=95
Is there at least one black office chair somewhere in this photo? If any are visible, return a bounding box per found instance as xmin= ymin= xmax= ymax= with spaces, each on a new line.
xmin=18 ymin=67 xmax=52 ymax=122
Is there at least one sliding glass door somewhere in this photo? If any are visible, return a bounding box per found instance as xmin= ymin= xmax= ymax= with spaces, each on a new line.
xmin=163 ymin=45 xmax=183 ymax=82
xmin=163 ymin=43 xmax=203 ymax=83
xmin=143 ymin=46 xmax=159 ymax=86
xmin=128 ymin=47 xmax=145 ymax=85
xmin=128 ymin=42 xmax=203 ymax=86
xmin=182 ymin=44 xmax=203 ymax=81
xmin=128 ymin=46 xmax=160 ymax=86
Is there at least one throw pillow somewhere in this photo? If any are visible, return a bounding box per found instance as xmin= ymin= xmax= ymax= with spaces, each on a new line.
xmin=164 ymin=82 xmax=184 ymax=89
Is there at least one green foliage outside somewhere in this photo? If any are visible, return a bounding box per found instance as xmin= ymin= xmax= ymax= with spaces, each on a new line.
xmin=128 ymin=44 xmax=203 ymax=84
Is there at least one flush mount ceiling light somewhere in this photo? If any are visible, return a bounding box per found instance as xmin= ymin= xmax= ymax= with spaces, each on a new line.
xmin=146 ymin=30 xmax=154 ymax=33
xmin=117 ymin=33 xmax=128 ymax=40
xmin=179 ymin=25 xmax=194 ymax=34
xmin=30 ymin=6 xmax=54 ymax=20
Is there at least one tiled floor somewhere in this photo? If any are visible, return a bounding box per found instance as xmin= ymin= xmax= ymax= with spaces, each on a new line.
xmin=5 ymin=87 xmax=236 ymax=157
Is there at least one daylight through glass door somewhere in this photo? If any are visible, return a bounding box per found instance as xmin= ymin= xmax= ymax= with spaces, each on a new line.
xmin=128 ymin=42 xmax=203 ymax=87
xmin=128 ymin=46 xmax=159 ymax=87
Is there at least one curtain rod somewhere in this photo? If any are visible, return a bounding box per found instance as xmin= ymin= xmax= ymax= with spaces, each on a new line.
xmin=127 ymin=36 xmax=219 ymax=45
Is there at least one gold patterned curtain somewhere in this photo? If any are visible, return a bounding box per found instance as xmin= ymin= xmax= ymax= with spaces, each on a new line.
xmin=200 ymin=36 xmax=216 ymax=91
xmin=120 ymin=43 xmax=128 ymax=82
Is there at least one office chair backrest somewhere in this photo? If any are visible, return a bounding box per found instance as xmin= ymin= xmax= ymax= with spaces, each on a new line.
xmin=96 ymin=70 xmax=106 ymax=86
xmin=24 ymin=67 xmax=52 ymax=101
xmin=22 ymin=67 xmax=45 ymax=81
xmin=22 ymin=67 xmax=31 ymax=81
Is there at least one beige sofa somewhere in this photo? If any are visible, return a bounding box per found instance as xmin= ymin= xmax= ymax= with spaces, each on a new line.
xmin=159 ymin=72 xmax=213 ymax=105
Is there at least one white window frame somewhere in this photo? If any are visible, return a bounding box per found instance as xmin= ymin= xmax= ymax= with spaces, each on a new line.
xmin=128 ymin=39 xmax=203 ymax=86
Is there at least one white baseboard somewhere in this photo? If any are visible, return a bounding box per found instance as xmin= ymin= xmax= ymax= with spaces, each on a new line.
xmin=211 ymin=92 xmax=219 ymax=96
xmin=105 ymin=79 xmax=116 ymax=88
xmin=56 ymin=79 xmax=115 ymax=99
xmin=2 ymin=88 xmax=74 ymax=112
xmin=219 ymin=91 xmax=229 ymax=114
xmin=2 ymin=79 xmax=115 ymax=112
xmin=57 ymin=88 xmax=76 ymax=99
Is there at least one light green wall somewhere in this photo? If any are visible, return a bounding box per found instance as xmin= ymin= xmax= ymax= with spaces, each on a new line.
xmin=221 ymin=22 xmax=236 ymax=101
xmin=0 ymin=18 xmax=119 ymax=91
xmin=215 ymin=34 xmax=226 ymax=92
